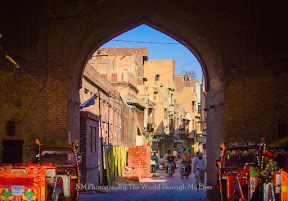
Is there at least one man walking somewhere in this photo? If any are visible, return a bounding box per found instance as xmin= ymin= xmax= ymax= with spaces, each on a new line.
xmin=192 ymin=151 xmax=206 ymax=188
xmin=173 ymin=148 xmax=178 ymax=161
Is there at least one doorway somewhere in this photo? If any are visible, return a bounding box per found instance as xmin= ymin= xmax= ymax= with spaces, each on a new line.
xmin=2 ymin=140 xmax=24 ymax=164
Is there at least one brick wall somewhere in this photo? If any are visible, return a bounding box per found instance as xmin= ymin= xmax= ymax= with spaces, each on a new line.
xmin=136 ymin=108 xmax=144 ymax=131
xmin=122 ymin=142 xmax=152 ymax=181
xmin=0 ymin=68 xmax=67 ymax=165
xmin=225 ymin=75 xmax=288 ymax=143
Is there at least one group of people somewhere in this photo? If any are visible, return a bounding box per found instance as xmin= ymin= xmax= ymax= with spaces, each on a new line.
xmin=160 ymin=149 xmax=206 ymax=188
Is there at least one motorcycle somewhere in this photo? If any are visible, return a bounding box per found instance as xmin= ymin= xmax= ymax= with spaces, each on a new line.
xmin=180 ymin=165 xmax=189 ymax=179
xmin=167 ymin=163 xmax=174 ymax=177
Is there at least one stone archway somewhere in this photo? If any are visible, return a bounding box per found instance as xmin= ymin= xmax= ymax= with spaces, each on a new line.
xmin=62 ymin=18 xmax=224 ymax=200
xmin=2 ymin=1 xmax=288 ymax=200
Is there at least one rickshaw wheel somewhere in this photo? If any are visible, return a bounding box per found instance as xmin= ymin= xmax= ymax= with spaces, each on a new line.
xmin=56 ymin=192 xmax=66 ymax=201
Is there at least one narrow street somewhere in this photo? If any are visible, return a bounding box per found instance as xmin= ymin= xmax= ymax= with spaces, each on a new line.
xmin=79 ymin=159 xmax=209 ymax=201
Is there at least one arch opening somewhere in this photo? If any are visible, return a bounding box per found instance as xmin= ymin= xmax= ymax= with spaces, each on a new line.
xmin=77 ymin=22 xmax=210 ymax=92
xmin=78 ymin=24 xmax=208 ymax=190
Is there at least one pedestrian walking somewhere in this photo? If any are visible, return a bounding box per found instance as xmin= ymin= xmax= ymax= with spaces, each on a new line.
xmin=192 ymin=151 xmax=206 ymax=188
xmin=173 ymin=148 xmax=178 ymax=161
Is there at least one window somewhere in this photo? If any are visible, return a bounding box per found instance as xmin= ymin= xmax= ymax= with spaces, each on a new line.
xmin=170 ymin=94 xmax=174 ymax=105
xmin=164 ymin=109 xmax=168 ymax=119
xmin=102 ymin=74 xmax=108 ymax=80
xmin=192 ymin=120 xmax=195 ymax=130
xmin=94 ymin=127 xmax=97 ymax=153
xmin=155 ymin=74 xmax=160 ymax=81
xmin=192 ymin=101 xmax=195 ymax=112
xmin=148 ymin=108 xmax=153 ymax=117
xmin=7 ymin=120 xmax=16 ymax=136
xmin=111 ymin=73 xmax=118 ymax=82
xmin=41 ymin=150 xmax=76 ymax=167
xmin=90 ymin=126 xmax=93 ymax=153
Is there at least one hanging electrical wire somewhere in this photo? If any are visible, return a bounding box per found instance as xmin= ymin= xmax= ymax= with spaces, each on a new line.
xmin=111 ymin=39 xmax=180 ymax=45
xmin=0 ymin=35 xmax=49 ymax=92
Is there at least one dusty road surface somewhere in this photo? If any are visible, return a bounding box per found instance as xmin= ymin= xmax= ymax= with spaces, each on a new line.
xmin=79 ymin=160 xmax=211 ymax=201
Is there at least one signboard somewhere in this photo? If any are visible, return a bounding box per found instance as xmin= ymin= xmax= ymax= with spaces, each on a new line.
xmin=0 ymin=178 xmax=34 ymax=186
xmin=12 ymin=186 xmax=24 ymax=196
xmin=0 ymin=167 xmax=46 ymax=201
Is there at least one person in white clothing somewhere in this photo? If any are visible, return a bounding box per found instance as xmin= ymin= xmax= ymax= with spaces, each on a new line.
xmin=192 ymin=151 xmax=206 ymax=188
xmin=173 ymin=148 xmax=178 ymax=160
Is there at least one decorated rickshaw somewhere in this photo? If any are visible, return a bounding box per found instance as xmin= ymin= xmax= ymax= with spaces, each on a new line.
xmin=217 ymin=139 xmax=288 ymax=201
xmin=217 ymin=142 xmax=258 ymax=201
xmin=0 ymin=138 xmax=82 ymax=201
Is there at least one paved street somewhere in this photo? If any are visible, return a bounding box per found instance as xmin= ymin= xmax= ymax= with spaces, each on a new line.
xmin=79 ymin=160 xmax=210 ymax=201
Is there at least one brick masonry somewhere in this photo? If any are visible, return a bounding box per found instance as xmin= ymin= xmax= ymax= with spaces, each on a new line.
xmin=122 ymin=142 xmax=152 ymax=181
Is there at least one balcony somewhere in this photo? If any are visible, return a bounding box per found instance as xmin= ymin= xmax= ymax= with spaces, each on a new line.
xmin=174 ymin=139 xmax=184 ymax=143
xmin=177 ymin=129 xmax=189 ymax=138
xmin=196 ymin=136 xmax=206 ymax=143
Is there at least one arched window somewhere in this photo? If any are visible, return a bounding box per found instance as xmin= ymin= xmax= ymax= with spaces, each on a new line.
xmin=7 ymin=119 xmax=17 ymax=136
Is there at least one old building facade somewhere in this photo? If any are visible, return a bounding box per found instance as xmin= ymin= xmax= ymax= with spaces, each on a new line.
xmin=174 ymin=74 xmax=202 ymax=154
xmin=143 ymin=59 xmax=175 ymax=156
xmin=88 ymin=48 xmax=148 ymax=145
xmin=193 ymin=73 xmax=207 ymax=154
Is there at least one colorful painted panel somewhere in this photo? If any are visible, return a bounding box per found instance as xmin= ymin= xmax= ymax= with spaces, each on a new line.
xmin=0 ymin=167 xmax=46 ymax=201
xmin=248 ymin=177 xmax=257 ymax=199
xmin=282 ymin=171 xmax=288 ymax=201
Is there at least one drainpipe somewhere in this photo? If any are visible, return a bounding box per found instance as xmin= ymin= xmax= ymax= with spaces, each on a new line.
xmin=144 ymin=91 xmax=148 ymax=129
